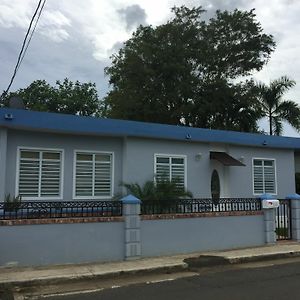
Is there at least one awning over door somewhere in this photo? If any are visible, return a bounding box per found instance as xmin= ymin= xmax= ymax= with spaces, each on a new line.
xmin=210 ymin=151 xmax=245 ymax=166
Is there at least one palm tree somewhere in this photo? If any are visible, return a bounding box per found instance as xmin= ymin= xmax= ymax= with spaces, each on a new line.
xmin=257 ymin=76 xmax=300 ymax=135
xmin=122 ymin=177 xmax=193 ymax=202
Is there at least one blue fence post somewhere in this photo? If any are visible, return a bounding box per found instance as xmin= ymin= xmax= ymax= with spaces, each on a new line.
xmin=121 ymin=195 xmax=141 ymax=260
xmin=259 ymin=193 xmax=277 ymax=244
xmin=286 ymin=193 xmax=300 ymax=242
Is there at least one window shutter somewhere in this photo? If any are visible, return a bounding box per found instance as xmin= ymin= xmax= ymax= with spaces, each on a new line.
xmin=171 ymin=159 xmax=185 ymax=190
xmin=75 ymin=154 xmax=93 ymax=197
xmin=155 ymin=156 xmax=185 ymax=189
xmin=19 ymin=151 xmax=40 ymax=197
xmin=253 ymin=159 xmax=275 ymax=194
xmin=41 ymin=152 xmax=61 ymax=196
xmin=253 ymin=164 xmax=264 ymax=194
xmin=75 ymin=152 xmax=112 ymax=197
xmin=18 ymin=150 xmax=62 ymax=198
xmin=94 ymin=155 xmax=112 ymax=196
xmin=264 ymin=163 xmax=275 ymax=193
xmin=156 ymin=157 xmax=170 ymax=181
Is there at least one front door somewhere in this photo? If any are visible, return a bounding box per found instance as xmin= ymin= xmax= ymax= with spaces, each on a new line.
xmin=211 ymin=169 xmax=220 ymax=199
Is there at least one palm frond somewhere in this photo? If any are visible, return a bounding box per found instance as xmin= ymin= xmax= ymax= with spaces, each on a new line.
xmin=270 ymin=76 xmax=296 ymax=96
xmin=121 ymin=177 xmax=193 ymax=202
xmin=257 ymin=76 xmax=297 ymax=135
xmin=276 ymin=100 xmax=300 ymax=131
xmin=271 ymin=117 xmax=283 ymax=136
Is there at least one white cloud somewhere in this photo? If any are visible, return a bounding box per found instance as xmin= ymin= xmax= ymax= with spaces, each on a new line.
xmin=0 ymin=0 xmax=300 ymax=136
xmin=0 ymin=0 xmax=71 ymax=42
xmin=39 ymin=10 xmax=71 ymax=42
xmin=249 ymin=0 xmax=300 ymax=106
xmin=0 ymin=1 xmax=33 ymax=29
xmin=52 ymin=0 xmax=172 ymax=60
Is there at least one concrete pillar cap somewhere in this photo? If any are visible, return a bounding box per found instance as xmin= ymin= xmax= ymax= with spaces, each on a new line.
xmin=286 ymin=193 xmax=300 ymax=200
xmin=121 ymin=194 xmax=141 ymax=204
xmin=258 ymin=193 xmax=276 ymax=200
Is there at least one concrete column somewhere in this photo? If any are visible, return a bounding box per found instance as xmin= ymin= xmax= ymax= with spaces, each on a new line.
xmin=121 ymin=137 xmax=128 ymax=196
xmin=286 ymin=193 xmax=300 ymax=242
xmin=259 ymin=193 xmax=277 ymax=244
xmin=263 ymin=209 xmax=276 ymax=244
xmin=121 ymin=194 xmax=141 ymax=260
xmin=0 ymin=129 xmax=7 ymax=201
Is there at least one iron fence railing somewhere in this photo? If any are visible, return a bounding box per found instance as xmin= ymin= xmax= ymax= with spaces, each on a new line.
xmin=0 ymin=198 xmax=262 ymax=220
xmin=0 ymin=200 xmax=122 ymax=220
xmin=141 ymin=198 xmax=262 ymax=215
xmin=276 ymin=199 xmax=292 ymax=240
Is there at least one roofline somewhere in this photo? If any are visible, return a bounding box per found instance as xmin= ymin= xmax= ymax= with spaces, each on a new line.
xmin=0 ymin=108 xmax=299 ymax=150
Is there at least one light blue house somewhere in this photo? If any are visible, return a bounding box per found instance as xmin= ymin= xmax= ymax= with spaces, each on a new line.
xmin=0 ymin=107 xmax=299 ymax=202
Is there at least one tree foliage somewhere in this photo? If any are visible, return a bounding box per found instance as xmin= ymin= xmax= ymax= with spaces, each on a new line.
xmin=122 ymin=178 xmax=193 ymax=202
xmin=103 ymin=6 xmax=276 ymax=131
xmin=4 ymin=78 xmax=101 ymax=116
xmin=257 ymin=76 xmax=300 ymax=135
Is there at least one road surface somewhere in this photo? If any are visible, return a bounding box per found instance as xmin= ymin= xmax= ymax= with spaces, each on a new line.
xmin=45 ymin=258 xmax=300 ymax=300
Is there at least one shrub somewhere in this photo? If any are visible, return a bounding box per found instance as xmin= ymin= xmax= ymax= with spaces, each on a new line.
xmin=4 ymin=194 xmax=22 ymax=212
xmin=122 ymin=177 xmax=193 ymax=202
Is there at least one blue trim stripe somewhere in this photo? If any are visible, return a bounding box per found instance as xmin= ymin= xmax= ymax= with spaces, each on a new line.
xmin=0 ymin=108 xmax=300 ymax=150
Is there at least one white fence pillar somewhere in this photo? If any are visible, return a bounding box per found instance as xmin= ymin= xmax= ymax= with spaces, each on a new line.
xmin=0 ymin=129 xmax=7 ymax=201
xmin=286 ymin=193 xmax=300 ymax=242
xmin=121 ymin=194 xmax=141 ymax=260
xmin=259 ymin=193 xmax=277 ymax=244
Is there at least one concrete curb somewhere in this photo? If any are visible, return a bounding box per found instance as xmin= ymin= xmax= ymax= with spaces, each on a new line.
xmin=2 ymin=250 xmax=300 ymax=289
xmin=185 ymin=251 xmax=300 ymax=269
xmin=0 ymin=263 xmax=188 ymax=288
xmin=227 ymin=250 xmax=300 ymax=264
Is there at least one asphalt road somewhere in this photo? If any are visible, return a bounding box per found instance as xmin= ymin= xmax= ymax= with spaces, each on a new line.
xmin=49 ymin=260 xmax=300 ymax=300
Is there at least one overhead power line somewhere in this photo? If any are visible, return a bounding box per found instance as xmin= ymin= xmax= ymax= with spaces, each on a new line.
xmin=1 ymin=0 xmax=46 ymax=100
xmin=18 ymin=0 xmax=47 ymax=72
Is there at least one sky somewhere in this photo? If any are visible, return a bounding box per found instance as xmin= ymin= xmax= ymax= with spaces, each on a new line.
xmin=0 ymin=0 xmax=300 ymax=136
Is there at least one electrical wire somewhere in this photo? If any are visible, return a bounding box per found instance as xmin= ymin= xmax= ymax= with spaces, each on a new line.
xmin=17 ymin=0 xmax=46 ymax=72
xmin=1 ymin=0 xmax=46 ymax=100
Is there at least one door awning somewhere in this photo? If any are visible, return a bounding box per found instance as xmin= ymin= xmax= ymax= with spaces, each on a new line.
xmin=210 ymin=151 xmax=245 ymax=166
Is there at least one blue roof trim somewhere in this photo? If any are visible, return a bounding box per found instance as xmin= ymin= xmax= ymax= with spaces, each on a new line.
xmin=0 ymin=108 xmax=300 ymax=150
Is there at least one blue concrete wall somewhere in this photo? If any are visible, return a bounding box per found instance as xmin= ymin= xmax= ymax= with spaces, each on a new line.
xmin=0 ymin=222 xmax=124 ymax=266
xmin=6 ymin=129 xmax=124 ymax=200
xmin=141 ymin=215 xmax=265 ymax=257
xmin=3 ymin=129 xmax=296 ymax=201
xmin=0 ymin=214 xmax=266 ymax=266
xmin=124 ymin=137 xmax=295 ymax=198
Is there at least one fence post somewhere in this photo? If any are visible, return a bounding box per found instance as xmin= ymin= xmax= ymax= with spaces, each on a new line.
xmin=121 ymin=194 xmax=141 ymax=260
xmin=259 ymin=193 xmax=277 ymax=244
xmin=0 ymin=129 xmax=7 ymax=202
xmin=286 ymin=193 xmax=300 ymax=242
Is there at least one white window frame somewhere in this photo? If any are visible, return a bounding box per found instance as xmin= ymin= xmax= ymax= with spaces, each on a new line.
xmin=73 ymin=150 xmax=114 ymax=200
xmin=252 ymin=157 xmax=277 ymax=195
xmin=154 ymin=153 xmax=187 ymax=189
xmin=15 ymin=146 xmax=64 ymax=200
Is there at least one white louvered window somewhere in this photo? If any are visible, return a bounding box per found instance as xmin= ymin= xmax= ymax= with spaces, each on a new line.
xmin=155 ymin=155 xmax=186 ymax=190
xmin=18 ymin=149 xmax=62 ymax=199
xmin=75 ymin=152 xmax=112 ymax=198
xmin=253 ymin=159 xmax=276 ymax=194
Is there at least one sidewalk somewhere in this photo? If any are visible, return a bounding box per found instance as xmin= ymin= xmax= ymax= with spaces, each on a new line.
xmin=1 ymin=242 xmax=300 ymax=288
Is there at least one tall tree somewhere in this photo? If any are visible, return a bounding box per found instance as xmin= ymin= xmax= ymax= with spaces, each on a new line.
xmin=257 ymin=76 xmax=300 ymax=135
xmin=4 ymin=78 xmax=101 ymax=116
xmin=183 ymin=79 xmax=261 ymax=132
xmin=103 ymin=6 xmax=275 ymax=131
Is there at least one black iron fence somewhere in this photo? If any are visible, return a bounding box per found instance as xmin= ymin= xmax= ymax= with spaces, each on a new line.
xmin=0 ymin=200 xmax=122 ymax=220
xmin=276 ymin=199 xmax=292 ymax=240
xmin=141 ymin=198 xmax=262 ymax=215
xmin=0 ymin=198 xmax=262 ymax=220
